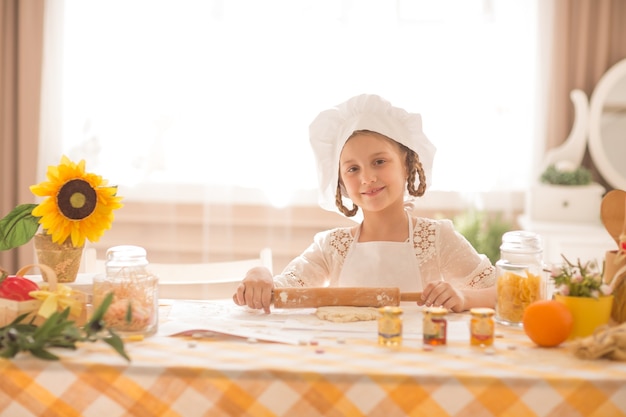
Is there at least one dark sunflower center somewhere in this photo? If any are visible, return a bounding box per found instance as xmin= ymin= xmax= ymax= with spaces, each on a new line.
xmin=57 ymin=179 xmax=97 ymax=220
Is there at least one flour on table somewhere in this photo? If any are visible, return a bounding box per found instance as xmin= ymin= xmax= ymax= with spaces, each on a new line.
xmin=315 ymin=306 xmax=380 ymax=323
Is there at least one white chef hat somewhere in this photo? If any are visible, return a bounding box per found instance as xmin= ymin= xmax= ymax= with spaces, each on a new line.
xmin=309 ymin=94 xmax=436 ymax=214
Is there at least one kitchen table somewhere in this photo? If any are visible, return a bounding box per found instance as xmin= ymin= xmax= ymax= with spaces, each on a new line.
xmin=1 ymin=300 xmax=625 ymax=417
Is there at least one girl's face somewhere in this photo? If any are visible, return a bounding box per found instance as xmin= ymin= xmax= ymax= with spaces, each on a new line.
xmin=339 ymin=132 xmax=407 ymax=214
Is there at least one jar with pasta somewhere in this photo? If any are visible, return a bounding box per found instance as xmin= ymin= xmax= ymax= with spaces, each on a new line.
xmin=93 ymin=245 xmax=159 ymax=337
xmin=495 ymin=231 xmax=546 ymax=327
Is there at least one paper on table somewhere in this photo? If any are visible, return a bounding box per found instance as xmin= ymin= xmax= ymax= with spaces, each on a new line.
xmin=159 ymin=300 xmax=471 ymax=344
xmin=160 ymin=300 xmax=381 ymax=344
xmin=158 ymin=320 xmax=307 ymax=345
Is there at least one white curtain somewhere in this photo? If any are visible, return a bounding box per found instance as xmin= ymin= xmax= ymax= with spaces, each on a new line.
xmin=41 ymin=0 xmax=543 ymax=209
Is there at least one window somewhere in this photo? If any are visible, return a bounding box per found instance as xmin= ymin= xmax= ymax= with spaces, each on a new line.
xmin=42 ymin=0 xmax=540 ymax=209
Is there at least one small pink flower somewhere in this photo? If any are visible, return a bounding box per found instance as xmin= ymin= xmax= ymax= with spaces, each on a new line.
xmin=558 ymin=284 xmax=570 ymax=296
xmin=550 ymin=265 xmax=561 ymax=278
xmin=591 ymin=290 xmax=599 ymax=298
xmin=600 ymin=284 xmax=612 ymax=296
xmin=571 ymin=273 xmax=583 ymax=284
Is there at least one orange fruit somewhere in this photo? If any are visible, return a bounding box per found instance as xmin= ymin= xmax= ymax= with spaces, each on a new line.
xmin=522 ymin=300 xmax=573 ymax=347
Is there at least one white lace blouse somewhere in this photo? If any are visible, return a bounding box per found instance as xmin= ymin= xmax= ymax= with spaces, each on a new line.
xmin=274 ymin=217 xmax=496 ymax=290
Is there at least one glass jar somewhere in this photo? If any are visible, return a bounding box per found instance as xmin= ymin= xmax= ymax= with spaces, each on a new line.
xmin=378 ymin=306 xmax=403 ymax=347
xmin=470 ymin=307 xmax=495 ymax=346
xmin=495 ymin=231 xmax=546 ymax=327
xmin=423 ymin=307 xmax=448 ymax=346
xmin=93 ymin=245 xmax=159 ymax=337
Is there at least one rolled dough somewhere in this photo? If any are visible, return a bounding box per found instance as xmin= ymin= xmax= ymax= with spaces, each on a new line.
xmin=315 ymin=306 xmax=380 ymax=322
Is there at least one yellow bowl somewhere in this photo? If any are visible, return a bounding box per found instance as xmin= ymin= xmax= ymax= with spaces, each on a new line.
xmin=554 ymin=294 xmax=614 ymax=340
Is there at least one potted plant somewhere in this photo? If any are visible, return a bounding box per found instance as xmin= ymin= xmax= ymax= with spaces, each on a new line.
xmin=550 ymin=255 xmax=614 ymax=339
xmin=526 ymin=161 xmax=605 ymax=223
xmin=539 ymin=162 xmax=593 ymax=186
xmin=0 ymin=155 xmax=123 ymax=282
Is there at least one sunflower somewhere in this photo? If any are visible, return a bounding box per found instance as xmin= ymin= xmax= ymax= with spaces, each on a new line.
xmin=30 ymin=156 xmax=123 ymax=247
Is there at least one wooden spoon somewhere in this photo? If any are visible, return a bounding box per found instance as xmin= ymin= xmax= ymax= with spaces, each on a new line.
xmin=600 ymin=189 xmax=626 ymax=248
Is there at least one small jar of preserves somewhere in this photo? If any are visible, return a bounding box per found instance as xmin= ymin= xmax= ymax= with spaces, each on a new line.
xmin=93 ymin=245 xmax=159 ymax=337
xmin=470 ymin=307 xmax=495 ymax=346
xmin=423 ymin=307 xmax=448 ymax=346
xmin=378 ymin=306 xmax=403 ymax=347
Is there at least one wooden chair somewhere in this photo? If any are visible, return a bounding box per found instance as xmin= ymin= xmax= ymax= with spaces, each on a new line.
xmin=148 ymin=248 xmax=273 ymax=300
xmin=79 ymin=248 xmax=273 ymax=300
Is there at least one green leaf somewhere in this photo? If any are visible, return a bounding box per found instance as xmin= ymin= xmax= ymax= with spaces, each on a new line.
xmin=125 ymin=302 xmax=133 ymax=323
xmin=90 ymin=292 xmax=113 ymax=322
xmin=103 ymin=333 xmax=131 ymax=362
xmin=33 ymin=309 xmax=68 ymax=339
xmin=0 ymin=344 xmax=20 ymax=359
xmin=5 ymin=313 xmax=33 ymax=326
xmin=30 ymin=347 xmax=60 ymax=361
xmin=0 ymin=204 xmax=41 ymax=250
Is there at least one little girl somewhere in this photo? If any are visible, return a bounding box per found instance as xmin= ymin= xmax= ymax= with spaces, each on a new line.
xmin=233 ymin=94 xmax=496 ymax=313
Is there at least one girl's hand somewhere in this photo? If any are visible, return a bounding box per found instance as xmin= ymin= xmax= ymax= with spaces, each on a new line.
xmin=417 ymin=281 xmax=465 ymax=313
xmin=232 ymin=266 xmax=274 ymax=313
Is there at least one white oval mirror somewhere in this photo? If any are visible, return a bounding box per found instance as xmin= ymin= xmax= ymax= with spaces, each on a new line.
xmin=589 ymin=58 xmax=626 ymax=190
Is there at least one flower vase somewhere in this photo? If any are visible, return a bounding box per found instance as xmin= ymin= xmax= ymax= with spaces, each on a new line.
xmin=554 ymin=294 xmax=614 ymax=340
xmin=33 ymin=233 xmax=84 ymax=283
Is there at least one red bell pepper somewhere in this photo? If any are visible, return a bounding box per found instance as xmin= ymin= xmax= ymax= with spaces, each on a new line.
xmin=0 ymin=272 xmax=40 ymax=301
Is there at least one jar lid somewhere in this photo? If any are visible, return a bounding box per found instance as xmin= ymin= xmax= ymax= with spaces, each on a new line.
xmin=106 ymin=245 xmax=149 ymax=268
xmin=423 ymin=306 xmax=448 ymax=315
xmin=500 ymin=231 xmax=542 ymax=253
xmin=470 ymin=307 xmax=495 ymax=317
xmin=379 ymin=306 xmax=403 ymax=315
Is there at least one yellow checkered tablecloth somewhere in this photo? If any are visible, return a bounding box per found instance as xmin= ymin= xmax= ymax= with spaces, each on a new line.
xmin=1 ymin=300 xmax=625 ymax=417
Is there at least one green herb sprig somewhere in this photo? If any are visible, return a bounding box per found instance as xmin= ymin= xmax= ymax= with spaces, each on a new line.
xmin=539 ymin=164 xmax=593 ymax=186
xmin=0 ymin=292 xmax=129 ymax=361
xmin=550 ymin=255 xmax=612 ymax=299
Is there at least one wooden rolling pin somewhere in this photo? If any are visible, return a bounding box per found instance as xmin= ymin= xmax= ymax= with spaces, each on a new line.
xmin=272 ymin=287 xmax=422 ymax=309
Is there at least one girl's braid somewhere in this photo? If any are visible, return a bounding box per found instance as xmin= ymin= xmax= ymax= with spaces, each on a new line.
xmin=405 ymin=147 xmax=426 ymax=197
xmin=335 ymin=182 xmax=358 ymax=217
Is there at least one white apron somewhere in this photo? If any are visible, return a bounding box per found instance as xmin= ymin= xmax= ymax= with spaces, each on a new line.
xmin=338 ymin=215 xmax=423 ymax=292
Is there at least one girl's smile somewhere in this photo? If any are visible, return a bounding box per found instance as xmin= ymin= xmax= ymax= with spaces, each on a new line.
xmin=362 ymin=186 xmax=385 ymax=197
